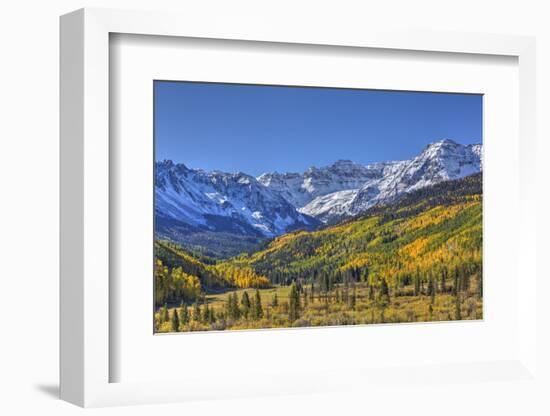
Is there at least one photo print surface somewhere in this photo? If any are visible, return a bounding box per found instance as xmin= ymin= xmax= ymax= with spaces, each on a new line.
xmin=154 ymin=81 xmax=483 ymax=333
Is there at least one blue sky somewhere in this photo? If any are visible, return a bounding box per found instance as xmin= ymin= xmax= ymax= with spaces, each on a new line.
xmin=155 ymin=81 xmax=482 ymax=176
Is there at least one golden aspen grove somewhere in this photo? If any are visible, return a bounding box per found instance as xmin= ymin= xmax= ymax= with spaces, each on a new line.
xmin=154 ymin=173 xmax=482 ymax=332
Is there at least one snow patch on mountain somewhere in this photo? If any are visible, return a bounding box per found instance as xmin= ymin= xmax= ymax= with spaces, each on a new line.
xmin=257 ymin=159 xmax=385 ymax=208
xmin=260 ymin=139 xmax=482 ymax=222
xmin=155 ymin=161 xmax=319 ymax=238
xmin=355 ymin=139 xmax=482 ymax=207
xmin=298 ymin=189 xmax=358 ymax=223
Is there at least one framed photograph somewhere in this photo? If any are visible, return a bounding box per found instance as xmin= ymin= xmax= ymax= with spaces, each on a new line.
xmin=60 ymin=8 xmax=539 ymax=408
xmin=152 ymin=81 xmax=484 ymax=334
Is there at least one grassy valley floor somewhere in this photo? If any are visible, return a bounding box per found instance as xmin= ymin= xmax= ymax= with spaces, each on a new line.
xmin=155 ymin=281 xmax=482 ymax=332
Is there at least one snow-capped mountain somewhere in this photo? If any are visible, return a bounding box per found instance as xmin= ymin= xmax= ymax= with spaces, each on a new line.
xmin=256 ymin=159 xmax=384 ymax=208
xmin=352 ymin=139 xmax=482 ymax=207
xmin=264 ymin=139 xmax=482 ymax=223
xmin=295 ymin=161 xmax=403 ymax=222
xmin=155 ymin=139 xmax=482 ymax=245
xmin=155 ymin=160 xmax=319 ymax=239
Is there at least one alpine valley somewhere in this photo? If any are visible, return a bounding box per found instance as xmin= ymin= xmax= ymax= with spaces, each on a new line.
xmin=154 ymin=138 xmax=483 ymax=332
xmin=155 ymin=139 xmax=482 ymax=258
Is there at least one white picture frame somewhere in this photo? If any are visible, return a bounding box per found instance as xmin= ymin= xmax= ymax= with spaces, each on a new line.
xmin=60 ymin=7 xmax=538 ymax=408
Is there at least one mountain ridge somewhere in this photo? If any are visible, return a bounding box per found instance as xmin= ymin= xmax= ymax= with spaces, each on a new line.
xmin=155 ymin=160 xmax=320 ymax=252
xmin=262 ymin=138 xmax=481 ymax=222
xmin=155 ymin=139 xmax=482 ymax=254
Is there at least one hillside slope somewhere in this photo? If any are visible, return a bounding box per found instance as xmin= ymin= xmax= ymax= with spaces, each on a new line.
xmin=226 ymin=173 xmax=482 ymax=289
xmin=156 ymin=173 xmax=482 ymax=306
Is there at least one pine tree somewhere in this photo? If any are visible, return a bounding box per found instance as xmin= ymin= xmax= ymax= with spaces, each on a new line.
xmin=380 ymin=278 xmax=389 ymax=297
xmin=234 ymin=293 xmax=241 ymax=319
xmin=271 ymin=292 xmax=278 ymax=308
xmin=310 ymin=283 xmax=315 ymax=303
xmin=288 ymin=282 xmax=300 ymax=321
xmin=226 ymin=295 xmax=233 ymax=318
xmin=323 ymin=274 xmax=330 ymax=293
xmin=378 ymin=278 xmax=390 ymax=307
xmin=362 ymin=267 xmax=369 ymax=283
xmin=241 ymin=291 xmax=251 ymax=319
xmin=454 ymin=295 xmax=462 ymax=320
xmin=282 ymin=301 xmax=289 ymax=314
xmin=228 ymin=292 xmax=240 ymax=320
xmin=180 ymin=303 xmax=189 ymax=325
xmin=252 ymin=289 xmax=263 ymax=320
xmin=161 ymin=304 xmax=169 ymax=323
xmin=453 ymin=268 xmax=460 ymax=296
xmin=428 ymin=278 xmax=435 ymax=304
xmin=171 ymin=308 xmax=180 ymax=332
xmin=208 ymin=306 xmax=216 ymax=324
xmin=414 ymin=274 xmax=420 ymax=297
xmin=303 ymin=288 xmax=308 ymax=308
xmin=202 ymin=304 xmax=210 ymax=323
xmin=193 ymin=301 xmax=201 ymax=321
xmin=441 ymin=267 xmax=447 ymax=293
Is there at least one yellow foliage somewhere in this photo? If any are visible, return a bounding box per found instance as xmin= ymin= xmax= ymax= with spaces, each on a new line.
xmin=399 ymin=237 xmax=429 ymax=258
xmin=213 ymin=263 xmax=270 ymax=288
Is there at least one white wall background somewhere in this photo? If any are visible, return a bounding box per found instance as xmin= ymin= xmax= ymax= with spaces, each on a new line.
xmin=1 ymin=0 xmax=548 ymax=415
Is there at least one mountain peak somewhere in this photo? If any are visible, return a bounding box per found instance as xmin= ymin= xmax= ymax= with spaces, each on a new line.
xmin=438 ymin=138 xmax=458 ymax=144
xmin=426 ymin=138 xmax=459 ymax=148
xmin=419 ymin=139 xmax=466 ymax=159
xmin=332 ymin=159 xmax=355 ymax=167
xmin=157 ymin=159 xmax=175 ymax=168
xmin=156 ymin=159 xmax=190 ymax=171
